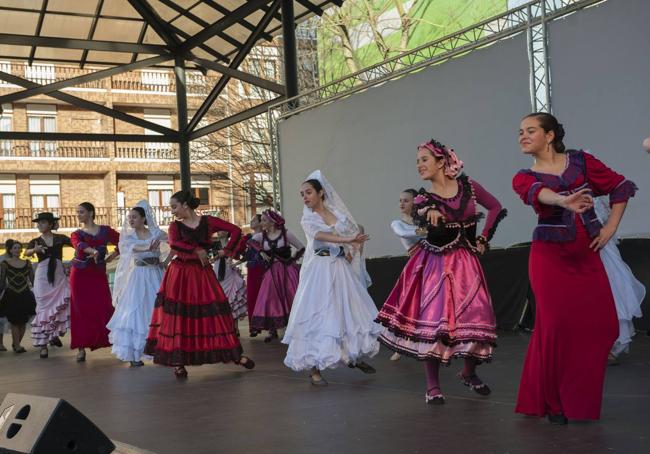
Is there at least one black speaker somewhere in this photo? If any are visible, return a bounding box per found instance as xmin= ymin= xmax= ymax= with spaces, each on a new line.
xmin=0 ymin=393 xmax=115 ymax=454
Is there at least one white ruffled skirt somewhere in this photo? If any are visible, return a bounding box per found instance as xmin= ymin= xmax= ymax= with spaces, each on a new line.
xmin=600 ymin=240 xmax=645 ymax=356
xmin=107 ymin=264 xmax=163 ymax=362
xmin=283 ymin=255 xmax=382 ymax=371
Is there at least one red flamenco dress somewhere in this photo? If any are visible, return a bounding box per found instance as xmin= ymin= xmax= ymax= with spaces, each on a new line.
xmin=513 ymin=150 xmax=637 ymax=420
xmin=69 ymin=226 xmax=119 ymax=350
xmin=145 ymin=216 xmax=245 ymax=366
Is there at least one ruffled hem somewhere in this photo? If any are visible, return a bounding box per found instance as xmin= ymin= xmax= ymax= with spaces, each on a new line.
xmin=283 ymin=330 xmax=381 ymax=372
xmin=379 ymin=330 xmax=494 ymax=364
xmin=30 ymin=301 xmax=69 ymax=346
xmin=143 ymin=341 xmax=243 ymax=366
xmin=228 ymin=289 xmax=248 ymax=320
xmin=109 ymin=328 xmax=148 ymax=362
xmin=156 ymin=294 xmax=233 ymax=318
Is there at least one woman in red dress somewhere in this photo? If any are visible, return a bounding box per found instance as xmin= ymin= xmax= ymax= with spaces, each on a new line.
xmin=70 ymin=202 xmax=119 ymax=362
xmin=145 ymin=190 xmax=255 ymax=378
xmin=245 ymin=214 xmax=265 ymax=336
xmin=513 ymin=113 xmax=637 ymax=424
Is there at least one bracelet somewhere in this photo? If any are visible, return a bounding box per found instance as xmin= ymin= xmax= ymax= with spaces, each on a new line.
xmin=476 ymin=235 xmax=489 ymax=248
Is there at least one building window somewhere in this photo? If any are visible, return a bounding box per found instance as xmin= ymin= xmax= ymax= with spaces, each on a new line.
xmin=0 ymin=61 xmax=13 ymax=86
xmin=147 ymin=175 xmax=174 ymax=225
xmin=192 ymin=175 xmax=211 ymax=206
xmin=27 ymin=104 xmax=57 ymax=157
xmin=0 ymin=174 xmax=16 ymax=229
xmin=144 ymin=108 xmax=172 ymax=159
xmin=30 ymin=175 xmax=60 ymax=215
xmin=0 ymin=104 xmax=12 ymax=156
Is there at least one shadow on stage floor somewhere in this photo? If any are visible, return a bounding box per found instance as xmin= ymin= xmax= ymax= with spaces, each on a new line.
xmin=1 ymin=327 xmax=649 ymax=454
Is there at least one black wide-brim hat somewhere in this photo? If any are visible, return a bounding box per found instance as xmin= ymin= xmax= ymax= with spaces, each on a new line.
xmin=32 ymin=212 xmax=60 ymax=223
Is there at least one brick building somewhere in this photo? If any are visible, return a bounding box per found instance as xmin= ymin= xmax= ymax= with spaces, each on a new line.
xmin=0 ymin=46 xmax=287 ymax=245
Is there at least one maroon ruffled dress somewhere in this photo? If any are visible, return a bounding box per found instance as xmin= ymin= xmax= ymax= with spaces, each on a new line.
xmin=145 ymin=215 xmax=244 ymax=366
xmin=512 ymin=150 xmax=637 ymax=420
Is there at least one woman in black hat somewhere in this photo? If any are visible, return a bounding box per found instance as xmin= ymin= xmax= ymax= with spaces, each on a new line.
xmin=25 ymin=212 xmax=73 ymax=358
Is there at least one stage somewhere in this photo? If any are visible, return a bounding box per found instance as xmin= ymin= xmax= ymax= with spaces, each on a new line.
xmin=1 ymin=328 xmax=649 ymax=453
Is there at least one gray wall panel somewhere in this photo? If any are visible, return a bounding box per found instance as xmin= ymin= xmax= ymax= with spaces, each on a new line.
xmin=549 ymin=0 xmax=650 ymax=237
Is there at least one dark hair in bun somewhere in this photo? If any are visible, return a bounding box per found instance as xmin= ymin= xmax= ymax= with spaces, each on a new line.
xmin=78 ymin=202 xmax=96 ymax=219
xmin=524 ymin=112 xmax=566 ymax=153
xmin=131 ymin=206 xmax=148 ymax=225
xmin=171 ymin=190 xmax=200 ymax=209
xmin=402 ymin=188 xmax=418 ymax=198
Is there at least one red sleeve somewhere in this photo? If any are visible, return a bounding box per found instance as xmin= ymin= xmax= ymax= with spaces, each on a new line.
xmin=512 ymin=172 xmax=547 ymax=215
xmin=206 ymin=216 xmax=242 ymax=257
xmin=583 ymin=152 xmax=637 ymax=205
xmin=70 ymin=230 xmax=88 ymax=254
xmin=471 ymin=179 xmax=507 ymax=240
xmin=107 ymin=227 xmax=120 ymax=253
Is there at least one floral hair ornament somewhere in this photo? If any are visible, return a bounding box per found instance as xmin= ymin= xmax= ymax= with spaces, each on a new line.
xmin=262 ymin=209 xmax=286 ymax=229
xmin=418 ymin=139 xmax=464 ymax=179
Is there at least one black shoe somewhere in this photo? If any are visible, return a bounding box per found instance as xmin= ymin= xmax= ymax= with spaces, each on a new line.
xmin=350 ymin=361 xmax=376 ymax=374
xmin=39 ymin=347 xmax=48 ymax=359
xmin=12 ymin=345 xmax=26 ymax=354
xmin=458 ymin=372 xmax=491 ymax=396
xmin=239 ymin=356 xmax=255 ymax=370
xmin=49 ymin=337 xmax=63 ymax=348
xmin=130 ymin=361 xmax=144 ymax=367
xmin=547 ymin=414 xmax=568 ymax=425
xmin=425 ymin=389 xmax=445 ymax=405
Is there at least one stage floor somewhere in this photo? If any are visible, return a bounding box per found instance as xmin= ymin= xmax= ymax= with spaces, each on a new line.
xmin=1 ymin=328 xmax=649 ymax=454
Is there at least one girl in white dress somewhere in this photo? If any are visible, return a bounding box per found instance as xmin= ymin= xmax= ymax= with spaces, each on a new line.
xmin=108 ymin=200 xmax=168 ymax=367
xmin=388 ymin=189 xmax=421 ymax=361
xmin=593 ymin=196 xmax=645 ymax=363
xmin=283 ymin=170 xmax=383 ymax=386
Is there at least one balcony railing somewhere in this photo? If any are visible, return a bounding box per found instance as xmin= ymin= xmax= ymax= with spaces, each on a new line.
xmin=115 ymin=142 xmax=179 ymax=160
xmin=0 ymin=62 xmax=105 ymax=89
xmin=0 ymin=140 xmax=109 ymax=158
xmin=0 ymin=206 xmax=230 ymax=230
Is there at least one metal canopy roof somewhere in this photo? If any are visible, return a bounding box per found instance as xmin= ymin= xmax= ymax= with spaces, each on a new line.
xmin=0 ymin=0 xmax=341 ymax=67
xmin=0 ymin=0 xmax=343 ymax=190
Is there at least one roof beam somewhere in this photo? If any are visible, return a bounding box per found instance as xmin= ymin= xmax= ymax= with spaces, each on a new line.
xmin=0 ymin=55 xmax=172 ymax=104
xmin=130 ymin=22 xmax=149 ymax=64
xmin=202 ymin=0 xmax=274 ymax=42
xmin=0 ymin=70 xmax=177 ymax=136
xmin=127 ymin=0 xmax=182 ymax=48
xmin=0 ymin=33 xmax=170 ymax=54
xmin=157 ymin=0 xmax=244 ymax=49
xmin=80 ymin=0 xmax=105 ymax=69
xmin=179 ymin=0 xmax=271 ymax=53
xmin=188 ymin=98 xmax=280 ymax=141
xmin=295 ymin=0 xmax=324 ymax=15
xmin=28 ymin=0 xmax=49 ymax=66
xmin=0 ymin=132 xmax=179 ymax=142
xmin=186 ymin=0 xmax=281 ymax=133
xmin=189 ymin=57 xmax=285 ymax=95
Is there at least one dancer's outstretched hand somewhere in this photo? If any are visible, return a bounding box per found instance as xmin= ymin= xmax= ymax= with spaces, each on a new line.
xmin=557 ymin=189 xmax=593 ymax=213
xmin=426 ymin=209 xmax=445 ymax=226
xmin=349 ymin=233 xmax=369 ymax=247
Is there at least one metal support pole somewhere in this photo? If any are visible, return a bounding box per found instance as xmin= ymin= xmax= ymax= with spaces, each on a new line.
xmin=281 ymin=0 xmax=299 ymax=107
xmin=174 ymin=56 xmax=191 ymax=191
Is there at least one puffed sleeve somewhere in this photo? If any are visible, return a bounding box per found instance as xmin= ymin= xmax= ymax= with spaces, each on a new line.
xmin=107 ymin=227 xmax=120 ymax=253
xmin=70 ymin=230 xmax=88 ymax=255
xmin=583 ymin=152 xmax=637 ymax=205
xmin=512 ymin=171 xmax=547 ymax=215
xmin=471 ymin=179 xmax=508 ymax=241
xmin=167 ymin=221 xmax=196 ymax=257
xmin=27 ymin=238 xmax=37 ymax=250
xmin=206 ymin=216 xmax=242 ymax=256
xmin=301 ymin=215 xmax=329 ymax=240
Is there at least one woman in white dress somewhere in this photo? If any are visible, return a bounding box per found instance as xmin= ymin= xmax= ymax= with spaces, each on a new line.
xmin=593 ymin=196 xmax=645 ymax=363
xmin=283 ymin=170 xmax=383 ymax=386
xmin=107 ymin=200 xmax=167 ymax=367
xmin=388 ymin=189 xmax=421 ymax=361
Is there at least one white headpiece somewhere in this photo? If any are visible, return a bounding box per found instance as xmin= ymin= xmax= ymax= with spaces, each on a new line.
xmin=112 ymin=200 xmax=169 ymax=306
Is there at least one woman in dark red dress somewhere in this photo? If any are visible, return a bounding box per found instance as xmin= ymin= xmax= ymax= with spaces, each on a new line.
xmin=245 ymin=214 xmax=265 ymax=336
xmin=513 ymin=113 xmax=637 ymax=424
xmin=70 ymin=202 xmax=119 ymax=362
xmin=145 ymin=190 xmax=255 ymax=378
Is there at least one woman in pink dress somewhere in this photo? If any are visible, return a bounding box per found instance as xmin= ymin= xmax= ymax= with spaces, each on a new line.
xmin=376 ymin=139 xmax=506 ymax=405
xmin=513 ymin=113 xmax=636 ymax=424
xmin=69 ymin=202 xmax=119 ymax=362
xmin=249 ymin=210 xmax=304 ymax=342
